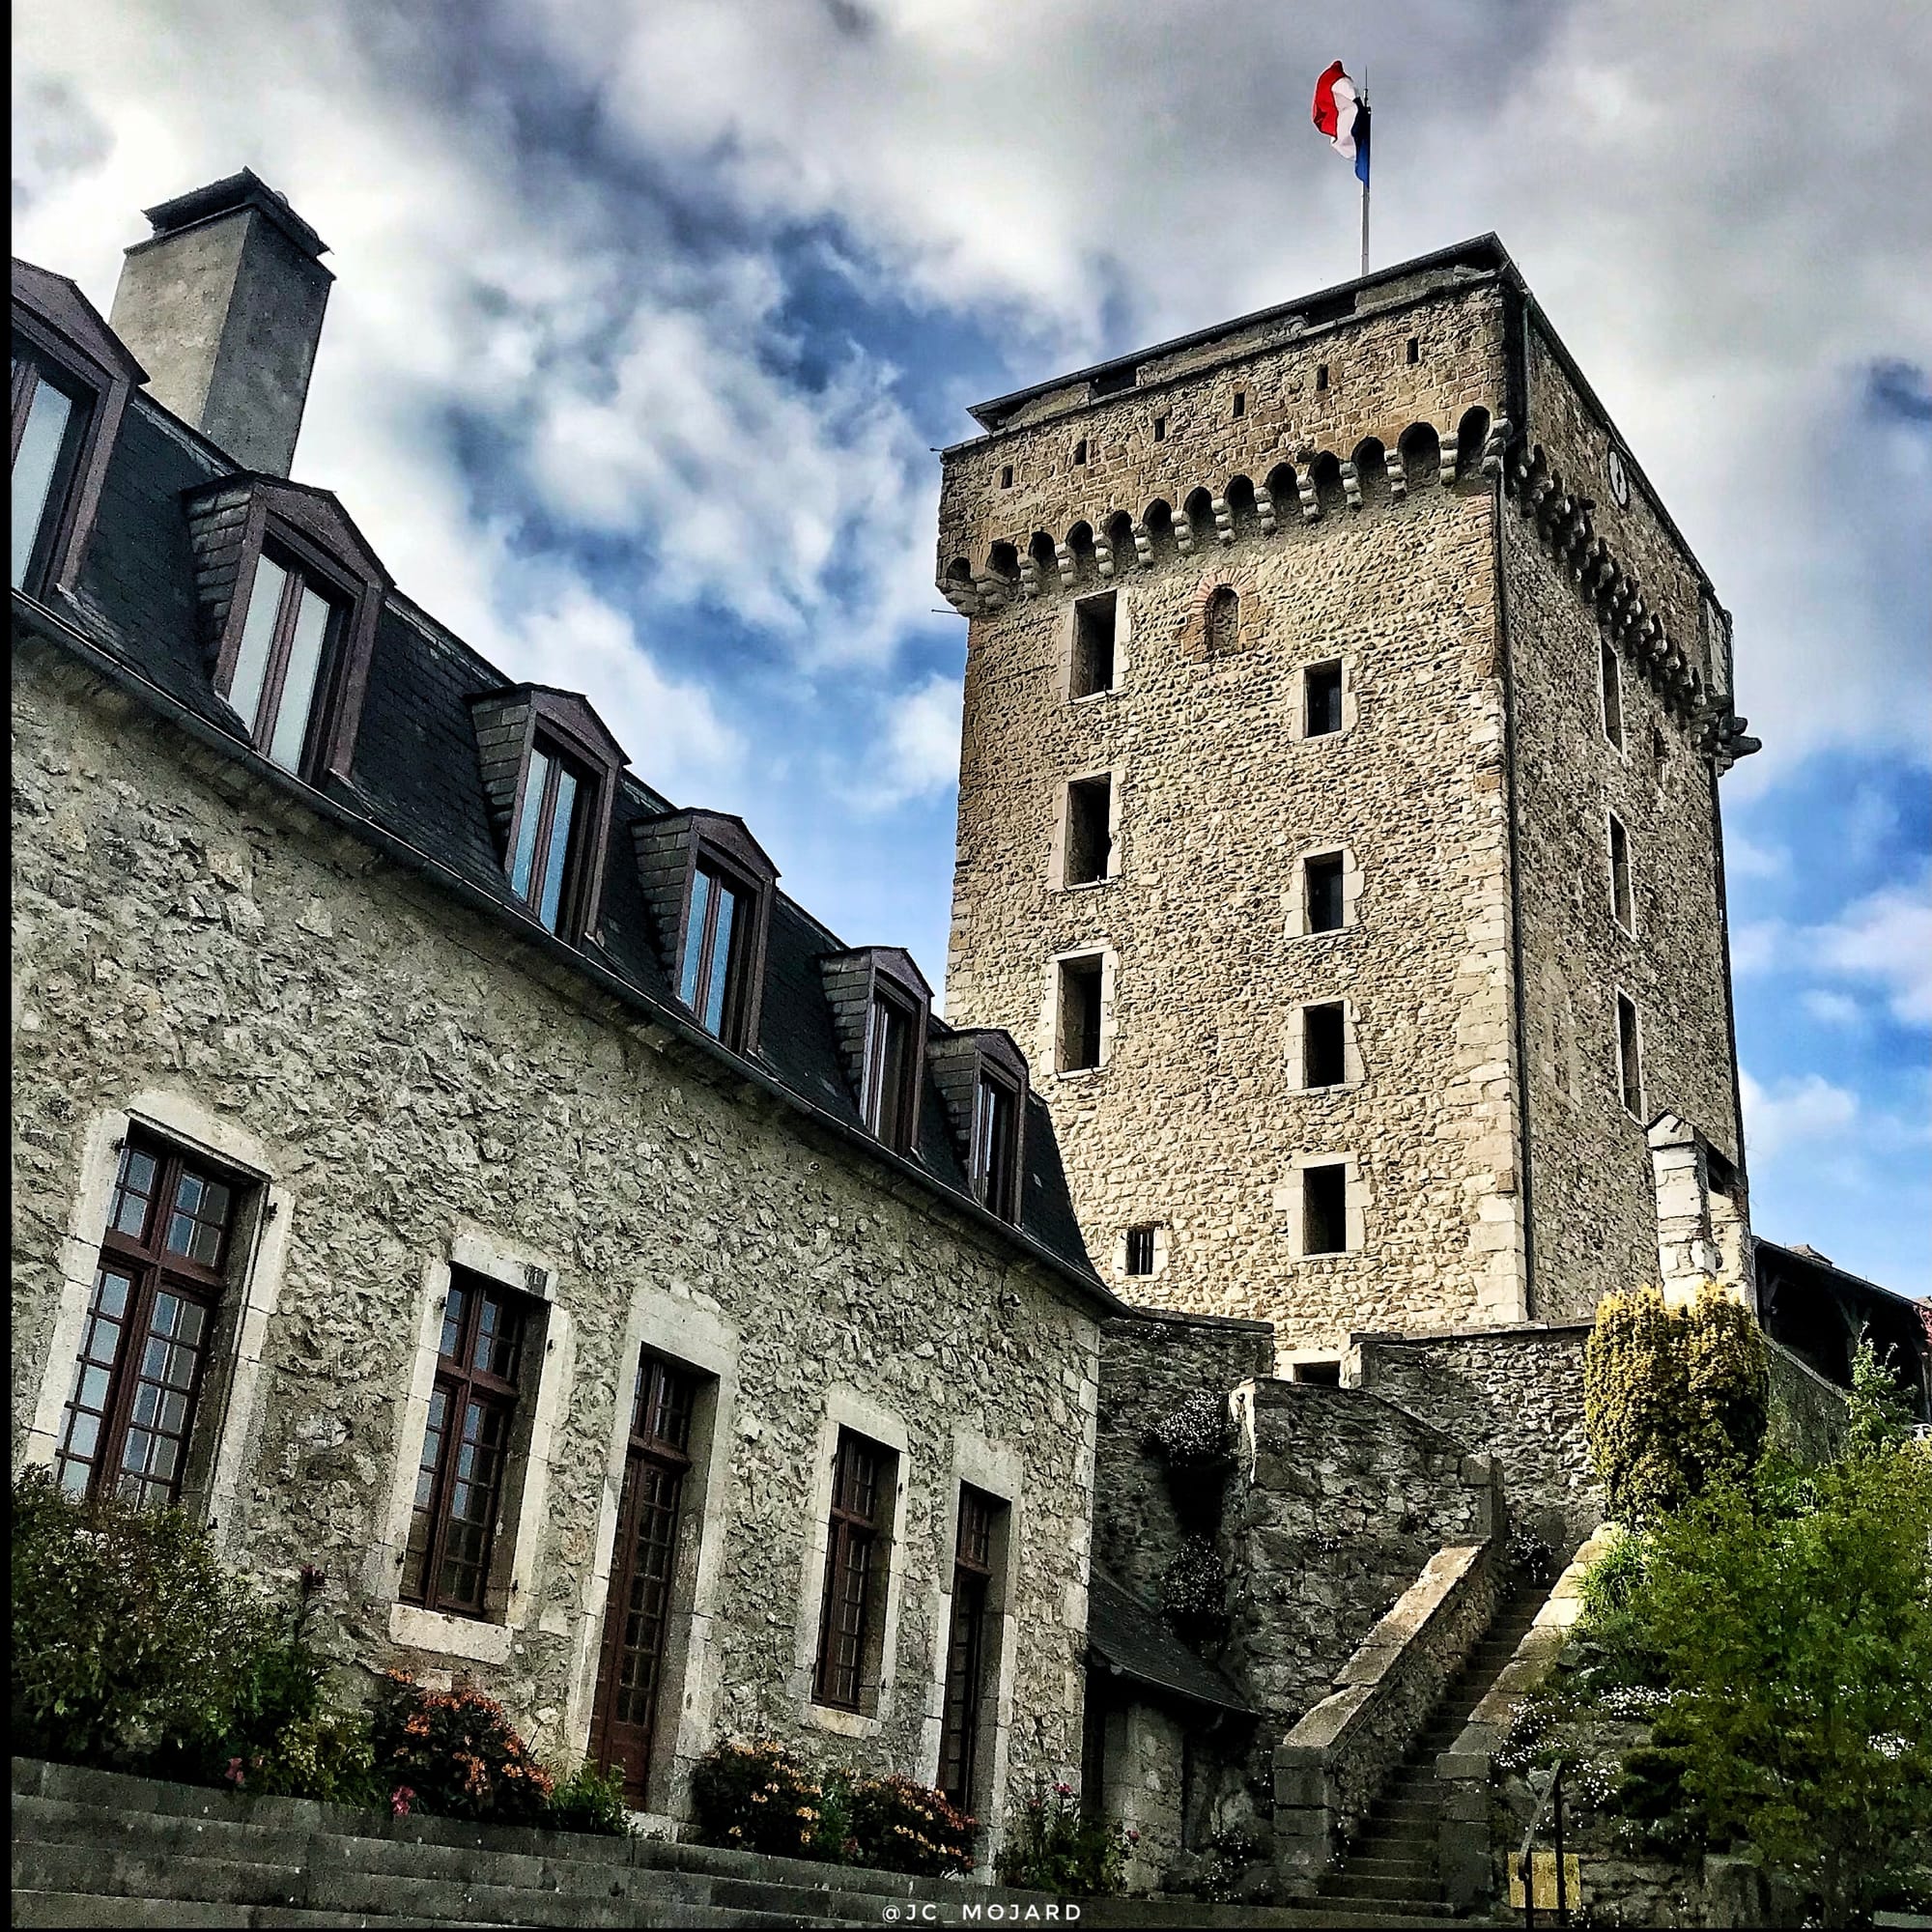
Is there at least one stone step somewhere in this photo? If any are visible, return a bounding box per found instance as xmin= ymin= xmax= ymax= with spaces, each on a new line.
xmin=1332 ymin=1856 xmax=1437 ymax=1884
xmin=1320 ymin=1876 xmax=1448 ymax=1906
xmin=11 ymin=1894 xmax=802 ymax=1932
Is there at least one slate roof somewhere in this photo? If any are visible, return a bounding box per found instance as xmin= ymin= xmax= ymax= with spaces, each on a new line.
xmin=1086 ymin=1569 xmax=1252 ymax=1718
xmin=13 ymin=259 xmax=1110 ymax=1308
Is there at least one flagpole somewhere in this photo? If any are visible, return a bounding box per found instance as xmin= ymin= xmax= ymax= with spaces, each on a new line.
xmin=1359 ymin=69 xmax=1370 ymax=277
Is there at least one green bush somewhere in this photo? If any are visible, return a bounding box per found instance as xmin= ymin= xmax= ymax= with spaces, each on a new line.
xmin=844 ymin=1773 xmax=976 ymax=1876
xmin=547 ymin=1760 xmax=636 ymax=1836
xmin=1568 ymin=1438 xmax=1932 ymax=1923
xmin=690 ymin=1738 xmax=850 ymax=1861
xmin=370 ymin=1673 xmax=555 ymax=1823
xmin=994 ymin=1779 xmax=1132 ymax=1895
xmin=11 ymin=1470 xmax=322 ymax=1779
xmin=1583 ymin=1284 xmax=1768 ymax=1526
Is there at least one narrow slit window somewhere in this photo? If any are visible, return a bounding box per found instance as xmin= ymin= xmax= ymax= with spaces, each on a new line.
xmin=1303 ymin=1164 xmax=1348 ymax=1256
xmin=814 ymin=1431 xmax=895 ymax=1711
xmin=1152 ymin=416 xmax=1168 ymax=442
xmin=1304 ymin=1002 xmax=1347 ymax=1088
xmin=1070 ymin=592 xmax=1118 ymax=697
xmin=971 ymin=1070 xmax=1021 ymax=1222
xmin=1205 ymin=584 xmax=1239 ymax=657
xmin=1232 ymin=390 xmax=1246 ymax=419
xmin=1305 ymin=854 xmax=1346 ymax=934
xmin=863 ymin=989 xmax=922 ymax=1153
xmin=1057 ymin=956 xmax=1105 ymax=1072
xmin=1124 ymin=1226 xmax=1156 ymax=1277
xmin=1064 ymin=776 xmax=1112 ymax=887
xmin=53 ymin=1131 xmax=246 ymax=1508
xmin=1316 ymin=363 xmax=1330 ymax=392
xmin=679 ymin=862 xmax=751 ymax=1042
xmin=999 ymin=464 xmax=1013 ymax=489
xmin=403 ymin=1270 xmax=536 ymax=1619
xmin=1608 ymin=814 xmax=1634 ymax=932
xmin=1601 ymin=641 xmax=1625 ymax=752
xmin=1073 ymin=438 xmax=1089 ymax=467
xmin=1406 ymin=336 xmax=1420 ymax=365
xmin=1617 ymin=994 xmax=1643 ymax=1117
xmin=1304 ymin=662 xmax=1344 ymax=737
xmin=224 ymin=552 xmax=345 ymax=781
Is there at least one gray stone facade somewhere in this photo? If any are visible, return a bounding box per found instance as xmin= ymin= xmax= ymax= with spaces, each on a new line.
xmin=12 ymin=637 xmax=1103 ymax=1841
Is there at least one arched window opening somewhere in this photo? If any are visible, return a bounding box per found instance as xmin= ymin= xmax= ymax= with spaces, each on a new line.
xmin=1143 ymin=499 xmax=1176 ymax=562
xmin=1066 ymin=521 xmax=1096 ymax=585
xmin=1312 ymin=452 xmax=1347 ymax=519
xmin=1206 ymin=585 xmax=1239 ymax=658
xmin=1397 ymin=422 xmax=1441 ymax=491
xmin=1455 ymin=408 xmax=1492 ymax=486
xmin=1350 ymin=439 xmax=1388 ymax=509
xmin=1225 ymin=475 xmax=1259 ymax=540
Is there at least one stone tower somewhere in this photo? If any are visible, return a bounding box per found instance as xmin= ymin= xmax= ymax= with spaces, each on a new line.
xmin=936 ymin=237 xmax=1759 ymax=1368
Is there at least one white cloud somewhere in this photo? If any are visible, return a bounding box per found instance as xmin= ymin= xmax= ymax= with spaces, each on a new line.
xmin=1728 ymin=920 xmax=1783 ymax=976
xmin=1800 ymin=988 xmax=1865 ymax=1032
xmin=1722 ymin=832 xmax=1786 ymax=882
xmin=1740 ymin=1068 xmax=1859 ymax=1163
xmin=839 ymin=670 xmax=963 ymax=812
xmin=1808 ymin=868 xmax=1932 ymax=1028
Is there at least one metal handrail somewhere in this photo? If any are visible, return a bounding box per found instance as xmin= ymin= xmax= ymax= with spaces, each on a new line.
xmin=1517 ymin=1757 xmax=1570 ymax=1929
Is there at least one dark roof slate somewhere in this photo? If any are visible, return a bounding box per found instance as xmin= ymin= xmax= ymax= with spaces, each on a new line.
xmin=18 ymin=272 xmax=1105 ymax=1298
xmin=1086 ymin=1569 xmax=1252 ymax=1717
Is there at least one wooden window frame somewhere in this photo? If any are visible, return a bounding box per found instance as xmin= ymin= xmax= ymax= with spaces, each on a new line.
xmin=673 ymin=825 xmax=775 ymax=1052
xmin=971 ymin=1065 xmax=1024 ymax=1223
xmin=53 ymin=1129 xmax=246 ymax=1510
xmin=218 ymin=538 xmax=353 ymax=781
xmin=863 ymin=982 xmax=924 ymax=1154
xmin=10 ymin=272 xmax=141 ymax=601
xmin=813 ymin=1430 xmax=895 ymax=1712
xmin=1124 ymin=1225 xmax=1157 ymax=1277
xmin=938 ymin=1485 xmax=1005 ymax=1810
xmin=403 ymin=1269 xmax=535 ymax=1621
xmin=504 ymin=732 xmax=598 ymax=939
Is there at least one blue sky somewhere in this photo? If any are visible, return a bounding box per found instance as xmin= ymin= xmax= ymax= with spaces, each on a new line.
xmin=13 ymin=0 xmax=1929 ymax=1293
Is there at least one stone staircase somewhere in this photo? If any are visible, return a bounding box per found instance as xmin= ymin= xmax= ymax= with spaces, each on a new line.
xmin=1313 ymin=1578 xmax=1547 ymax=1921
xmin=11 ymin=1757 xmax=1474 ymax=1929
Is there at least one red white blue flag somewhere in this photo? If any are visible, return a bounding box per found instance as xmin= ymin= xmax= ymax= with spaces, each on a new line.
xmin=1312 ymin=61 xmax=1371 ymax=185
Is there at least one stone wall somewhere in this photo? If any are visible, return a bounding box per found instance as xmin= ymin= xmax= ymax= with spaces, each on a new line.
xmin=1093 ymin=1308 xmax=1273 ymax=1603
xmin=1350 ymin=1323 xmax=1601 ymax=1549
xmin=1506 ymin=324 xmax=1745 ymax=1328
xmin=1765 ymin=1337 xmax=1850 ymax=1463
xmin=11 ymin=640 xmax=1102 ymax=1836
xmin=1223 ymin=1380 xmax=1501 ymax=1812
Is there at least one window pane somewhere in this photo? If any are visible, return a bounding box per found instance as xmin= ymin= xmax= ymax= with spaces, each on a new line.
xmin=509 ymin=749 xmax=553 ymax=902
xmin=228 ymin=556 xmax=290 ymax=735
xmin=680 ymin=868 xmax=713 ymax=1009
xmin=267 ymin=582 xmax=332 ymax=773
xmin=536 ymin=765 xmax=579 ymax=932
xmin=701 ymin=882 xmax=739 ymax=1037
xmin=11 ymin=373 xmax=75 ymax=588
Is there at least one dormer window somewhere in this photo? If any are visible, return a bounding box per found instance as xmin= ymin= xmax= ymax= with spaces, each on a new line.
xmin=224 ymin=550 xmax=346 ymax=778
xmin=508 ymin=739 xmax=591 ymax=934
xmin=680 ymin=860 xmax=753 ymax=1039
xmin=473 ymin=684 xmax=628 ymax=949
xmin=193 ymin=476 xmax=390 ymax=787
xmin=634 ymin=810 xmax=779 ymax=1054
xmin=11 ymin=260 xmax=145 ymax=600
xmin=864 ymin=988 xmax=923 ymax=1151
xmin=820 ymin=945 xmax=933 ymax=1153
xmin=972 ymin=1068 xmax=1022 ymax=1222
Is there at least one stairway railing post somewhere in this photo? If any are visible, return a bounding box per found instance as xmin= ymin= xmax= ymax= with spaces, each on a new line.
xmin=1553 ymin=1761 xmax=1569 ymax=1927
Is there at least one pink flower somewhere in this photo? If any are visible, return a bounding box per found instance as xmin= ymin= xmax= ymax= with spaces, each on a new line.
xmin=298 ymin=1563 xmax=325 ymax=1597
xmin=390 ymin=1785 xmax=415 ymax=1819
xmin=1127 ymin=1829 xmax=1141 ymax=1844
xmin=1053 ymin=1780 xmax=1073 ymax=1799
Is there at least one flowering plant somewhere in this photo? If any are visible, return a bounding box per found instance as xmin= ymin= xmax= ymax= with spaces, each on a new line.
xmin=369 ymin=1672 xmax=554 ymax=1822
xmin=994 ymin=1778 xmax=1132 ymax=1896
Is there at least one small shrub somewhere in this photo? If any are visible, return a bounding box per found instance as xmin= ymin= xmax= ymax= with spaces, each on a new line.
xmin=1156 ymin=1535 xmax=1226 ymax=1639
xmin=845 ymin=1773 xmax=976 ymax=1876
xmin=1584 ymin=1283 xmax=1768 ymax=1527
xmin=1144 ymin=1393 xmax=1233 ymax=1470
xmin=237 ymin=1707 xmax=381 ymax=1805
xmin=994 ymin=1780 xmax=1132 ymax=1896
xmin=370 ymin=1673 xmax=554 ymax=1823
xmin=547 ymin=1760 xmax=636 ymax=1836
xmin=12 ymin=1470 xmax=315 ymax=1779
xmin=689 ymin=1739 xmax=848 ymax=1861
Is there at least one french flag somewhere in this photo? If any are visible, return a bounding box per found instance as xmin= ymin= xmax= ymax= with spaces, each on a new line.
xmin=1312 ymin=61 xmax=1371 ymax=185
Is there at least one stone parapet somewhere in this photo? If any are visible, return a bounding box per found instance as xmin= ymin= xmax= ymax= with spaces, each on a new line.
xmin=1273 ymin=1535 xmax=1502 ymax=1889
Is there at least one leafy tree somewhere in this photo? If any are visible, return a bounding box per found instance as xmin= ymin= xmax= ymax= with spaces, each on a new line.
xmin=1583 ymin=1283 xmax=1768 ymax=1526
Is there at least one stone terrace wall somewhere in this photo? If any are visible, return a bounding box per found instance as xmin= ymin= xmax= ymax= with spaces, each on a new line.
xmin=1765 ymin=1337 xmax=1849 ymax=1463
xmin=1093 ymin=1308 xmax=1274 ymax=1603
xmin=11 ymin=642 xmax=1101 ymax=1831
xmin=1351 ymin=1324 xmax=1600 ymax=1549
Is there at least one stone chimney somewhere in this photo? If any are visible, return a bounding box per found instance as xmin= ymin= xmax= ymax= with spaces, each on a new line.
xmin=108 ymin=169 xmax=332 ymax=477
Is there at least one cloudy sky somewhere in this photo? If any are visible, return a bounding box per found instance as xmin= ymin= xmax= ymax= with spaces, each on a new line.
xmin=14 ymin=0 xmax=1930 ymax=1294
